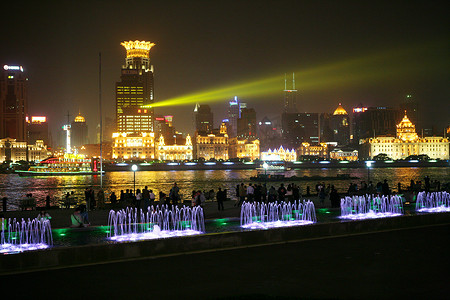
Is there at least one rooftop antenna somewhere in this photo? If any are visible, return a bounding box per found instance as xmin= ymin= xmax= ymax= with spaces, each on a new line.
xmin=292 ymin=72 xmax=295 ymax=90
xmin=284 ymin=73 xmax=287 ymax=90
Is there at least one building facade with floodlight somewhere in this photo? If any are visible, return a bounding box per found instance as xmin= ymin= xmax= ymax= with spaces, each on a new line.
xmin=228 ymin=137 xmax=260 ymax=161
xmin=361 ymin=113 xmax=449 ymax=160
xmin=0 ymin=138 xmax=49 ymax=163
xmin=261 ymin=146 xmax=296 ymax=162
xmin=112 ymin=132 xmax=155 ymax=160
xmin=157 ymin=134 xmax=193 ymax=161
xmin=194 ymin=123 xmax=229 ymax=161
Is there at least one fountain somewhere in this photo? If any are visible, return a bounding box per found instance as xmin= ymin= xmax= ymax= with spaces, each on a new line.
xmin=107 ymin=205 xmax=205 ymax=242
xmin=340 ymin=195 xmax=403 ymax=220
xmin=1 ymin=218 xmax=53 ymax=254
xmin=240 ymin=200 xmax=317 ymax=229
xmin=416 ymin=192 xmax=450 ymax=213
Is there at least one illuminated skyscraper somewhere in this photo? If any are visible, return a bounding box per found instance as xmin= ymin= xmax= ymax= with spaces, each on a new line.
xmin=283 ymin=73 xmax=297 ymax=113
xmin=352 ymin=105 xmax=400 ymax=143
xmin=281 ymin=112 xmax=319 ymax=148
xmin=237 ymin=108 xmax=257 ymax=138
xmin=71 ymin=113 xmax=88 ymax=148
xmin=27 ymin=116 xmax=49 ymax=146
xmin=400 ymin=94 xmax=420 ymax=132
xmin=0 ymin=65 xmax=28 ymax=141
xmin=227 ymin=96 xmax=248 ymax=138
xmin=194 ymin=104 xmax=214 ymax=133
xmin=330 ymin=103 xmax=350 ymax=145
xmin=116 ymin=40 xmax=155 ymax=133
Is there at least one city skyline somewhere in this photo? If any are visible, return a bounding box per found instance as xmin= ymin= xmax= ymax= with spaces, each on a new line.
xmin=1 ymin=1 xmax=449 ymax=143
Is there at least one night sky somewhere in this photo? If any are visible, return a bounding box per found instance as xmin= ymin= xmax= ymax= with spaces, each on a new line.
xmin=2 ymin=0 xmax=449 ymax=142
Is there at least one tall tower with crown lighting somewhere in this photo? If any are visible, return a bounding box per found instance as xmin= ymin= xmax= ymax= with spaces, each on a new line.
xmin=116 ymin=40 xmax=156 ymax=133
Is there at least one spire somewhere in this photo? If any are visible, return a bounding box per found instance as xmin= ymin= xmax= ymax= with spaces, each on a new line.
xmin=284 ymin=73 xmax=287 ymax=90
xmin=292 ymin=72 xmax=295 ymax=90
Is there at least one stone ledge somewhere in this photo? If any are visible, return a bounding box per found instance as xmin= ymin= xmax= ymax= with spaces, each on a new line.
xmin=1 ymin=212 xmax=449 ymax=275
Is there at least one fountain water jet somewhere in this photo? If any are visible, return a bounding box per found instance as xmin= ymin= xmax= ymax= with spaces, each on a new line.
xmin=1 ymin=218 xmax=53 ymax=254
xmin=340 ymin=195 xmax=403 ymax=220
xmin=416 ymin=192 xmax=450 ymax=213
xmin=107 ymin=205 xmax=205 ymax=242
xmin=240 ymin=200 xmax=317 ymax=229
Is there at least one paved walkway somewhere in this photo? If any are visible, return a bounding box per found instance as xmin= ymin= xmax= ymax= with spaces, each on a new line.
xmin=1 ymin=224 xmax=448 ymax=299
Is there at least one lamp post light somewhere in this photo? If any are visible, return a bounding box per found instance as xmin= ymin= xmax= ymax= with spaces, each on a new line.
xmin=131 ymin=164 xmax=138 ymax=196
xmin=262 ymin=162 xmax=269 ymax=187
xmin=365 ymin=161 xmax=373 ymax=182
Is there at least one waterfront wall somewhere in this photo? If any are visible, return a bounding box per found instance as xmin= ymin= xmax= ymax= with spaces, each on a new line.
xmin=1 ymin=212 xmax=449 ymax=275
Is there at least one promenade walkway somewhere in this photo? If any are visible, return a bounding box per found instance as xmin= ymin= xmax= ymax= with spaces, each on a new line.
xmin=1 ymin=224 xmax=448 ymax=299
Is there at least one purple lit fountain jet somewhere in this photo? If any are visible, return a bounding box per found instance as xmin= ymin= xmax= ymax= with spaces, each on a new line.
xmin=416 ymin=191 xmax=450 ymax=213
xmin=1 ymin=218 xmax=53 ymax=254
xmin=240 ymin=200 xmax=317 ymax=229
xmin=340 ymin=195 xmax=403 ymax=220
xmin=107 ymin=205 xmax=205 ymax=242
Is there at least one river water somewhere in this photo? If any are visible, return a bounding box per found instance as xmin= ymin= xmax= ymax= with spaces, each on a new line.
xmin=1 ymin=167 xmax=449 ymax=210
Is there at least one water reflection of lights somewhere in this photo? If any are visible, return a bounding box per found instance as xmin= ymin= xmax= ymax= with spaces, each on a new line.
xmin=1 ymin=243 xmax=50 ymax=254
xmin=108 ymin=230 xmax=203 ymax=243
xmin=241 ymin=220 xmax=314 ymax=230
xmin=339 ymin=211 xmax=402 ymax=220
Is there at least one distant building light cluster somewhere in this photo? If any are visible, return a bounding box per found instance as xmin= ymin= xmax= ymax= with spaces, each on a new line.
xmin=3 ymin=65 xmax=24 ymax=72
xmin=352 ymin=107 xmax=368 ymax=113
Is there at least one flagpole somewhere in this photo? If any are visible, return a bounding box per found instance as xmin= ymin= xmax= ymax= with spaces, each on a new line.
xmin=99 ymin=52 xmax=103 ymax=188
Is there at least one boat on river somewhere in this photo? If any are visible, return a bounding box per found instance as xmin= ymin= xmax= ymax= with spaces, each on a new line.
xmin=15 ymin=154 xmax=103 ymax=176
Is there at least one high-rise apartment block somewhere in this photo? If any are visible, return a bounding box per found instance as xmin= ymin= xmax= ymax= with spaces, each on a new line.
xmin=27 ymin=116 xmax=49 ymax=146
xmin=1 ymin=65 xmax=28 ymax=141
xmin=194 ymin=104 xmax=214 ymax=133
xmin=281 ymin=112 xmax=319 ymax=148
xmin=352 ymin=105 xmax=400 ymax=143
xmin=227 ymin=96 xmax=247 ymax=138
xmin=400 ymin=94 xmax=420 ymax=132
xmin=237 ymin=107 xmax=256 ymax=138
xmin=330 ymin=103 xmax=350 ymax=145
xmin=71 ymin=113 xmax=88 ymax=149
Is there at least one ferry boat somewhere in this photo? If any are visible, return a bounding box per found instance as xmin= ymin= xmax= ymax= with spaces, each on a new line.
xmin=15 ymin=154 xmax=103 ymax=176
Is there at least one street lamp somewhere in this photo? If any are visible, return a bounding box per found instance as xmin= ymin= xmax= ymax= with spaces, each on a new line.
xmin=131 ymin=164 xmax=138 ymax=196
xmin=262 ymin=162 xmax=269 ymax=187
xmin=365 ymin=161 xmax=373 ymax=182
xmin=262 ymin=162 xmax=268 ymax=176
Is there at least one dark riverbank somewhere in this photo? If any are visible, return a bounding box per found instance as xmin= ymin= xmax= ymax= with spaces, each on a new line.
xmin=100 ymin=159 xmax=450 ymax=172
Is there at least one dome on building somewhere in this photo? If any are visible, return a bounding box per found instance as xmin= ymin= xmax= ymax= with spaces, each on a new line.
xmin=396 ymin=111 xmax=418 ymax=142
xmin=397 ymin=112 xmax=414 ymax=129
xmin=74 ymin=114 xmax=85 ymax=123
xmin=333 ymin=103 xmax=348 ymax=115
